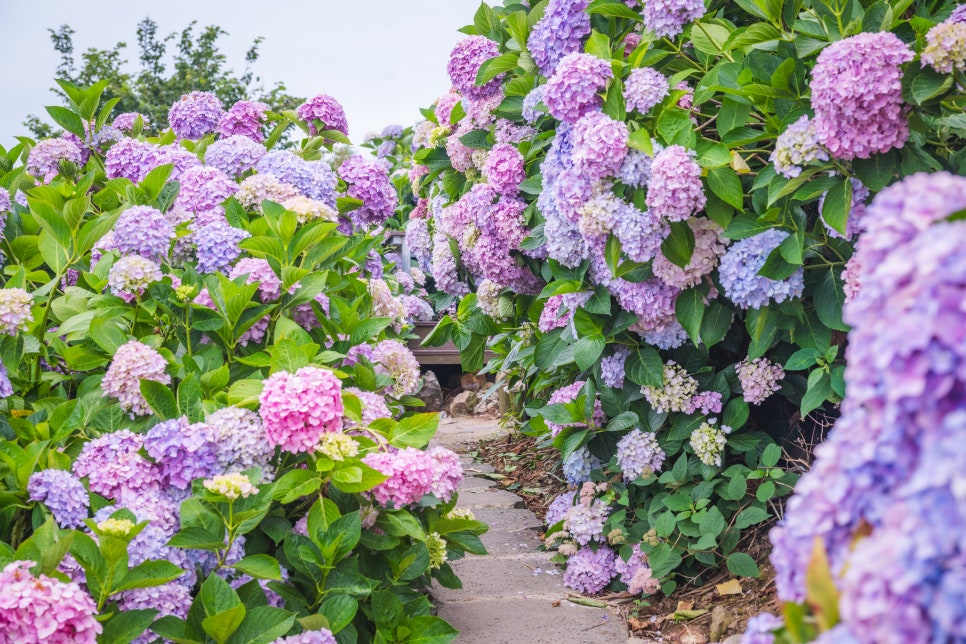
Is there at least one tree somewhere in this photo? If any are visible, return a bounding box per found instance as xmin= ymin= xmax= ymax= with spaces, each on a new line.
xmin=25 ymin=18 xmax=303 ymax=137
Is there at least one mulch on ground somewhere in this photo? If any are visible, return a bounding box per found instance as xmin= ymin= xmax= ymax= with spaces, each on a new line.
xmin=473 ymin=430 xmax=781 ymax=643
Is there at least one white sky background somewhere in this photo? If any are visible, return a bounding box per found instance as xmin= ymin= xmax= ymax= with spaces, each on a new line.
xmin=0 ymin=0 xmax=483 ymax=147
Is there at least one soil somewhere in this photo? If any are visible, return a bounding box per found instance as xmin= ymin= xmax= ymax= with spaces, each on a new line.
xmin=474 ymin=431 xmax=781 ymax=643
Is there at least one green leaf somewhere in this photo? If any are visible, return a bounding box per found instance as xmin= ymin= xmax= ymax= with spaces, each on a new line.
xmin=233 ymin=554 xmax=282 ymax=580
xmin=574 ymin=335 xmax=606 ymax=371
xmin=661 ymin=220 xmax=696 ymax=268
xmin=100 ymin=609 xmax=159 ymax=644
xmin=625 ymin=346 xmax=664 ymax=388
xmin=760 ymin=443 xmax=782 ymax=468
xmin=117 ymin=560 xmax=185 ymax=591
xmin=657 ymin=109 xmax=695 ymax=147
xmin=89 ymin=317 xmax=128 ymax=355
xmin=226 ymin=607 xmax=296 ymax=644
xmin=388 ymin=413 xmax=439 ymax=449
xmin=140 ymin=380 xmax=177 ymax=420
xmin=675 ymin=288 xmax=704 ymax=347
xmin=735 ymin=507 xmax=770 ymax=529
xmin=909 ymin=66 xmax=953 ymax=105
xmin=699 ymin=506 xmax=725 ymax=538
xmin=585 ymin=30 xmax=611 ymax=60
xmin=273 ymin=470 xmax=322 ymax=504
xmin=405 ymin=615 xmax=460 ymax=644
xmin=203 ymin=605 xmax=246 ymax=644
xmin=700 ymin=303 xmax=732 ymax=347
xmin=726 ymin=552 xmax=760 ymax=578
xmin=319 ymin=595 xmax=358 ymax=634
xmin=801 ymin=370 xmax=833 ymax=416
xmin=815 ymin=270 xmax=848 ymax=332
xmin=708 ymin=167 xmax=744 ymax=209
xmin=476 ymin=52 xmax=519 ymax=85
xmin=821 ymin=178 xmax=852 ymax=237
xmin=588 ymin=0 xmax=642 ymax=20
xmin=723 ymin=398 xmax=749 ymax=430
xmin=45 ymin=105 xmax=86 ymax=137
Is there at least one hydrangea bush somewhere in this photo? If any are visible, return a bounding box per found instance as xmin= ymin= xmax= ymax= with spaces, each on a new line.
xmin=409 ymin=0 xmax=966 ymax=598
xmin=0 ymin=81 xmax=485 ymax=643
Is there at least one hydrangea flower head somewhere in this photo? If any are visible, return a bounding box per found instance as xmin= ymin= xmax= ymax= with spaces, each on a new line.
xmin=113 ymin=205 xmax=174 ymax=261
xmin=204 ymin=473 xmax=259 ymax=500
xmin=112 ymin=112 xmax=150 ymax=132
xmin=73 ymin=430 xmax=160 ymax=499
xmin=922 ymin=20 xmax=966 ymax=74
xmin=719 ymin=229 xmax=805 ymax=309
xmin=270 ymin=630 xmax=337 ymax=644
xmin=563 ymin=546 xmax=617 ymax=594
xmin=641 ymin=361 xmax=698 ymax=413
xmin=108 ymin=255 xmax=163 ymax=302
xmin=448 ymin=36 xmax=504 ymax=100
xmin=571 ymin=111 xmax=628 ymax=181
xmin=193 ymin=221 xmax=250 ymax=274
xmin=256 ymin=151 xmax=338 ymax=206
xmin=371 ymin=339 xmax=421 ymax=397
xmin=616 ymin=430 xmax=666 ymax=481
xmin=642 ymin=0 xmax=706 ymax=38
xmin=600 ymin=346 xmax=629 ymax=389
xmin=544 ymin=53 xmax=613 ymax=124
xmin=483 ymin=143 xmax=526 ymax=196
xmin=624 ymin=68 xmax=669 ymax=114
xmin=217 ymin=100 xmax=268 ymax=141
xmin=0 ymin=288 xmax=33 ymax=335
xmin=259 ymin=366 xmax=344 ymax=453
xmin=771 ymin=115 xmax=829 ymax=179
xmin=296 ymin=94 xmax=349 ymax=136
xmin=102 ymin=340 xmax=171 ymax=416
xmin=26 ymin=138 xmax=83 ymax=181
xmin=563 ymin=446 xmax=603 ymax=485
xmin=168 ymin=91 xmax=224 ymax=139
xmin=736 ymin=357 xmax=784 ymax=405
xmin=145 ymin=417 xmax=218 ymax=489
xmin=176 ymin=165 xmax=238 ymax=212
xmin=690 ymin=420 xmax=731 ymax=467
xmin=810 ymin=32 xmax=913 ymax=160
xmin=646 ymin=145 xmax=706 ymax=222
xmin=236 ymin=174 xmax=301 ymax=210
xmin=339 ymin=155 xmax=398 ymax=227
xmin=229 ymin=257 xmax=283 ymax=301
xmin=652 ymin=217 xmax=726 ymax=289
xmin=527 ymin=0 xmax=591 ymax=75
xmin=206 ymin=406 xmax=275 ymax=476
xmin=27 ymin=469 xmax=89 ymax=529
xmin=427 ymin=446 xmax=463 ymax=501
xmin=363 ymin=447 xmax=435 ymax=507
xmin=205 ymin=134 xmax=266 ymax=178
xmin=0 ymin=561 xmax=101 ymax=643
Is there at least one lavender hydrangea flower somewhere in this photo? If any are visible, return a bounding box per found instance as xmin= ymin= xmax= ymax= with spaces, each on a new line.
xmin=563 ymin=446 xmax=603 ymax=485
xmin=522 ymin=86 xmax=547 ymax=123
xmin=102 ymin=341 xmax=171 ymax=417
xmin=73 ymin=430 xmax=161 ymax=499
xmin=612 ymin=204 xmax=669 ymax=263
xmin=527 ymin=0 xmax=591 ymax=76
xmin=810 ymin=32 xmax=914 ymax=160
xmin=544 ymin=53 xmax=613 ymax=124
xmin=194 ymin=221 xmax=250 ymax=274
xmin=771 ymin=115 xmax=829 ymax=179
xmin=296 ymin=94 xmax=349 ymax=136
xmin=144 ymin=417 xmax=219 ymax=490
xmin=624 ymin=68 xmax=669 ymax=114
xmin=26 ymin=138 xmax=83 ymax=181
xmin=270 ymin=631 xmax=337 ymax=644
xmin=572 ymin=111 xmax=629 ymax=181
xmin=112 ymin=112 xmax=150 ymax=133
xmin=27 ymin=469 xmax=89 ymax=529
xmin=820 ymin=178 xmax=869 ymax=241
xmin=616 ymin=430 xmax=666 ymax=481
xmin=176 ymin=165 xmax=238 ymax=212
xmin=719 ymin=229 xmax=804 ymax=309
xmin=205 ymin=135 xmax=266 ymax=178
xmin=206 ymin=406 xmax=276 ymax=478
xmin=168 ymin=91 xmax=224 ymax=139
xmin=431 ymin=232 xmax=470 ymax=298
xmin=0 ymin=288 xmax=33 ymax=335
xmin=742 ymin=613 xmax=783 ymax=644
xmin=563 ymin=545 xmax=617 ymax=593
xmin=601 ymin=346 xmax=629 ymax=389
xmin=0 ymin=364 xmax=13 ymax=397
xmin=255 ymin=150 xmax=338 ymax=206
xmin=483 ymin=143 xmax=526 ymax=196
xmin=113 ymin=205 xmax=174 ymax=261
xmin=217 ymin=100 xmax=268 ymax=141
xmin=646 ymin=145 xmax=706 ymax=222
xmin=104 ymin=137 xmax=160 ymax=182
xmin=448 ymin=36 xmax=504 ymax=100
xmin=642 ymin=0 xmax=706 ymax=38
xmin=339 ymin=155 xmax=399 ymax=226
xmin=652 ymin=218 xmax=726 ymax=289
xmin=565 ymin=496 xmax=611 ymax=546
xmin=546 ymin=490 xmax=577 ymax=527
xmin=108 ymin=255 xmax=163 ymax=302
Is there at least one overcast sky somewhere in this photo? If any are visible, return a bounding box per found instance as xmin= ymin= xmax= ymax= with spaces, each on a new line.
xmin=0 ymin=0 xmax=481 ymax=147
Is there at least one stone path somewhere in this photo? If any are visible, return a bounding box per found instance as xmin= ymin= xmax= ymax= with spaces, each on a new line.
xmin=431 ymin=416 xmax=629 ymax=644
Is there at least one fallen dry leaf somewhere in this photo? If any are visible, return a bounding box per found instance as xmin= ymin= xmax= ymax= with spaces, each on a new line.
xmin=716 ymin=579 xmax=743 ymax=596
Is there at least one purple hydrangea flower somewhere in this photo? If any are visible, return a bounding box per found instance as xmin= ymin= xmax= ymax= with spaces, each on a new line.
xmin=642 ymin=0 xmax=706 ymax=38
xmin=339 ymin=155 xmax=398 ymax=227
xmin=571 ymin=111 xmax=629 ymax=181
xmin=601 ymin=346 xmax=629 ymax=389
xmin=483 ymin=143 xmax=526 ymax=196
xmin=26 ymin=138 xmax=83 ymax=181
xmin=0 ymin=288 xmax=33 ymax=336
xmin=771 ymin=115 xmax=829 ymax=179
xmin=546 ymin=490 xmax=577 ymax=526
xmin=563 ymin=446 xmax=603 ymax=485
xmin=616 ymin=429 xmax=666 ymax=481
xmin=652 ymin=217 xmax=726 ymax=289
xmin=448 ymin=36 xmax=504 ymax=100
xmin=742 ymin=613 xmax=783 ymax=644
xmin=205 ymin=135 xmax=266 ymax=178
xmin=206 ymin=406 xmax=276 ymax=478
xmin=719 ymin=229 xmax=804 ymax=309
xmin=193 ymin=220 xmax=250 ymax=274
xmin=107 ymin=255 xmax=163 ymax=303
xmin=645 ymin=145 xmax=706 ymax=222
xmin=522 ymin=86 xmax=547 ymax=123
xmin=256 ymin=150 xmax=338 ymax=206
xmin=176 ymin=165 xmax=238 ymax=212
xmin=27 ymin=469 xmax=89 ymax=529
xmin=296 ymin=94 xmax=349 ymax=136
xmin=544 ymin=53 xmax=613 ymax=124
xmin=144 ymin=417 xmax=219 ymax=490
xmin=527 ymin=0 xmax=591 ymax=76
xmin=270 ymin=630 xmax=337 ymax=644
xmin=104 ymin=138 xmax=161 ymax=182
xmin=168 ymin=91 xmax=224 ymax=139
xmin=624 ymin=68 xmax=669 ymax=114
xmin=73 ymin=430 xmax=161 ymax=499
xmin=112 ymin=112 xmax=150 ymax=133
xmin=810 ymin=32 xmax=914 ymax=160
xmin=217 ymin=100 xmax=268 ymax=141
xmin=113 ymin=205 xmax=174 ymax=261
xmin=563 ymin=545 xmax=617 ymax=593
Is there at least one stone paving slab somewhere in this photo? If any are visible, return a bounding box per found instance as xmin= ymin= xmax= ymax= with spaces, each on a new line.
xmin=478 ymin=527 xmax=543 ymax=556
xmin=458 ymin=475 xmax=499 ymax=489
xmin=456 ymin=487 xmax=525 ymax=509
xmin=471 ymin=507 xmax=544 ymax=532
xmin=434 ymin=554 xmax=565 ymax=601
xmin=437 ymin=597 xmax=627 ymax=644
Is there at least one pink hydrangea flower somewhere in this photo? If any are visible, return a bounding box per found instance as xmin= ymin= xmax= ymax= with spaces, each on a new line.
xmin=363 ymin=447 xmax=436 ymax=507
xmin=102 ymin=340 xmax=171 ymax=416
xmin=0 ymin=561 xmax=101 ymax=643
xmin=259 ymin=366 xmax=344 ymax=453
